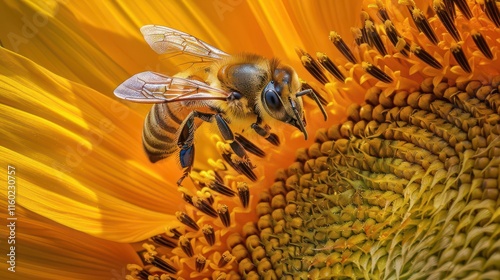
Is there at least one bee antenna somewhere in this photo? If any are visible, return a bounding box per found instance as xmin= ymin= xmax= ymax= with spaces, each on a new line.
xmin=296 ymin=89 xmax=327 ymax=121
xmin=296 ymin=89 xmax=310 ymax=97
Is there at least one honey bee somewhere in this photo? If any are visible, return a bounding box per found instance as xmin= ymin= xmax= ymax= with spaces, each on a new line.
xmin=114 ymin=25 xmax=326 ymax=185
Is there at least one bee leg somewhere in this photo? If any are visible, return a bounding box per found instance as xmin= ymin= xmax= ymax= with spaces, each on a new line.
xmin=177 ymin=111 xmax=252 ymax=185
xmin=211 ymin=114 xmax=259 ymax=181
xmin=177 ymin=165 xmax=192 ymax=186
xmin=214 ymin=114 xmax=247 ymax=159
xmin=251 ymin=117 xmax=280 ymax=146
xmin=296 ymin=88 xmax=328 ymax=121
xmin=189 ymin=111 xmax=246 ymax=159
xmin=176 ymin=112 xmax=198 ymax=186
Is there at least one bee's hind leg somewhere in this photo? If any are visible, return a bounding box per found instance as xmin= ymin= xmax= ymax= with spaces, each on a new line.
xmin=177 ymin=111 xmax=198 ymax=186
xmin=176 ymin=111 xmax=218 ymax=185
xmin=251 ymin=116 xmax=280 ymax=146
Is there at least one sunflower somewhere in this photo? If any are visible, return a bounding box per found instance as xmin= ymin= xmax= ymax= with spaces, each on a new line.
xmin=1 ymin=0 xmax=499 ymax=279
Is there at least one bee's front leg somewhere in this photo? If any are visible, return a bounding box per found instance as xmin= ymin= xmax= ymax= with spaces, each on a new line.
xmin=213 ymin=114 xmax=248 ymax=159
xmin=251 ymin=116 xmax=280 ymax=146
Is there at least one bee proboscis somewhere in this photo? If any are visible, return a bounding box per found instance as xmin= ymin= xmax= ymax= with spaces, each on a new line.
xmin=114 ymin=25 xmax=327 ymax=185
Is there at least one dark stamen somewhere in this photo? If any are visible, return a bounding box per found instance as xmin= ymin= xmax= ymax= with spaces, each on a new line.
xmin=221 ymin=153 xmax=257 ymax=181
xmin=202 ymin=225 xmax=215 ymax=246
xmin=217 ymin=204 xmax=231 ymax=227
xmin=352 ymin=27 xmax=365 ymax=46
xmin=194 ymin=197 xmax=218 ymax=218
xmin=214 ymin=171 xmax=224 ymax=184
xmin=168 ymin=228 xmax=182 ymax=239
xmin=377 ymin=1 xmax=390 ymax=22
xmin=150 ymin=235 xmax=177 ymax=248
xmin=434 ymin=0 xmax=462 ymax=42
xmin=365 ymin=20 xmax=387 ymax=56
xmin=472 ymin=31 xmax=493 ymax=60
xmin=384 ymin=20 xmax=409 ymax=57
xmin=444 ymin=0 xmax=456 ymax=19
xmin=485 ymin=0 xmax=500 ymax=27
xmin=411 ymin=8 xmax=439 ymax=45
xmin=362 ymin=62 xmax=393 ymax=83
xmin=205 ymin=191 xmax=214 ymax=205
xmin=360 ymin=12 xmax=371 ymax=46
xmin=237 ymin=182 xmax=250 ymax=208
xmin=451 ymin=44 xmax=471 ymax=73
xmin=453 ymin=0 xmax=472 ymax=19
xmin=265 ymin=133 xmax=280 ymax=146
xmin=218 ymin=251 xmax=233 ymax=268
xmin=406 ymin=4 xmax=415 ymax=15
xmin=179 ymin=236 xmax=194 ymax=257
xmin=235 ymin=133 xmax=266 ymax=158
xmin=151 ymin=256 xmax=177 ymax=274
xmin=329 ymin=31 xmax=358 ymax=63
xmin=209 ymin=180 xmax=236 ymax=197
xmin=176 ymin=211 xmax=199 ymax=231
xmin=196 ymin=256 xmax=206 ymax=272
xmin=317 ymin=52 xmax=346 ymax=82
xmin=410 ymin=44 xmax=443 ymax=69
xmin=296 ymin=49 xmax=329 ymax=84
xmin=137 ymin=269 xmax=152 ymax=280
xmin=181 ymin=192 xmax=193 ymax=205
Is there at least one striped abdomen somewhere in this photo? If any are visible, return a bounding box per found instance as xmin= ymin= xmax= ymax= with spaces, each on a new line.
xmin=142 ymin=103 xmax=188 ymax=163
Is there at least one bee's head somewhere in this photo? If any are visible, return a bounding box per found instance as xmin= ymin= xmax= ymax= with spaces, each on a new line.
xmin=261 ymin=64 xmax=311 ymax=139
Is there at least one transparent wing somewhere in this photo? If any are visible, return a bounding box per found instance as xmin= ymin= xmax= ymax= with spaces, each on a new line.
xmin=114 ymin=71 xmax=229 ymax=103
xmin=141 ymin=25 xmax=229 ymax=61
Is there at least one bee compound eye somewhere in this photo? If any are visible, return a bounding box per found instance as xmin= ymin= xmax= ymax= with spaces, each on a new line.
xmin=264 ymin=90 xmax=282 ymax=110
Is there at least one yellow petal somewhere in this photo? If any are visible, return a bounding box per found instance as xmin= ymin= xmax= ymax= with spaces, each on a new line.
xmin=0 ymin=202 xmax=140 ymax=279
xmin=0 ymin=0 xmax=152 ymax=97
xmin=1 ymin=47 xmax=186 ymax=242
